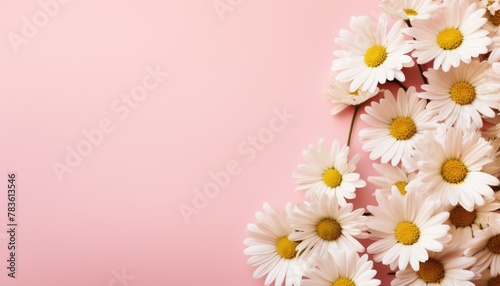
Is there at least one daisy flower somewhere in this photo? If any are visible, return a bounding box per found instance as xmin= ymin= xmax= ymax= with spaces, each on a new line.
xmin=406 ymin=127 xmax=500 ymax=212
xmin=393 ymin=246 xmax=476 ymax=285
xmin=326 ymin=72 xmax=379 ymax=115
xmin=359 ymin=87 xmax=438 ymax=166
xmin=302 ymin=250 xmax=380 ymax=286
xmin=481 ymin=0 xmax=500 ymax=15
xmin=293 ymin=139 xmax=366 ymax=206
xmin=404 ymin=0 xmax=491 ymax=72
xmin=420 ymin=60 xmax=500 ymax=130
xmin=446 ymin=196 xmax=500 ymax=246
xmin=332 ymin=14 xmax=414 ymax=93
xmin=368 ymin=163 xmax=417 ymax=197
xmin=367 ymin=189 xmax=450 ymax=271
xmin=379 ymin=0 xmax=442 ymax=21
xmin=244 ymin=203 xmax=303 ymax=286
xmin=465 ymin=219 xmax=500 ymax=276
xmin=288 ymin=193 xmax=368 ymax=259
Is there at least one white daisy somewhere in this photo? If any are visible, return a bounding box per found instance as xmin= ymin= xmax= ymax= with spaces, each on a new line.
xmin=404 ymin=0 xmax=491 ymax=72
xmin=288 ymin=193 xmax=368 ymax=260
xmin=293 ymin=139 xmax=366 ymax=206
xmin=481 ymin=0 xmax=500 ymax=15
xmin=465 ymin=219 xmax=500 ymax=276
xmin=406 ymin=127 xmax=499 ymax=212
xmin=302 ymin=250 xmax=381 ymax=286
xmin=326 ymin=72 xmax=379 ymax=115
xmin=379 ymin=0 xmax=442 ymax=21
xmin=393 ymin=246 xmax=476 ymax=285
xmin=420 ymin=60 xmax=500 ymax=130
xmin=446 ymin=196 xmax=500 ymax=246
xmin=367 ymin=189 xmax=450 ymax=271
xmin=332 ymin=14 xmax=414 ymax=93
xmin=244 ymin=203 xmax=303 ymax=286
xmin=359 ymin=87 xmax=438 ymax=166
xmin=368 ymin=163 xmax=417 ymax=198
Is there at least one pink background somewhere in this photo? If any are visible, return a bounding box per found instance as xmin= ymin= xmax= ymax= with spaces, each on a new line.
xmin=0 ymin=0 xmax=399 ymax=285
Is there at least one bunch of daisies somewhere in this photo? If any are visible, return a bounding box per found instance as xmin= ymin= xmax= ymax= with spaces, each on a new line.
xmin=244 ymin=0 xmax=500 ymax=285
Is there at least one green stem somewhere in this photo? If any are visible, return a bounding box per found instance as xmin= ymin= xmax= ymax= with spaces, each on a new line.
xmin=393 ymin=79 xmax=408 ymax=91
xmin=347 ymin=105 xmax=360 ymax=147
xmin=406 ymin=19 xmax=429 ymax=85
xmin=418 ymin=63 xmax=428 ymax=85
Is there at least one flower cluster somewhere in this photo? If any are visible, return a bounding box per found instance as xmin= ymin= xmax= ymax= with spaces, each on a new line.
xmin=244 ymin=0 xmax=500 ymax=285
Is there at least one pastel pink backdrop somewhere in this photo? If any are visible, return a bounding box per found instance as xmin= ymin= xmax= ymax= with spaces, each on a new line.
xmin=0 ymin=0 xmax=401 ymax=285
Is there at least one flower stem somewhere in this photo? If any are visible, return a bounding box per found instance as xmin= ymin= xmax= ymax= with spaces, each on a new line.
xmin=417 ymin=63 xmax=428 ymax=85
xmin=405 ymin=19 xmax=429 ymax=85
xmin=393 ymin=79 xmax=408 ymax=91
xmin=347 ymin=105 xmax=360 ymax=147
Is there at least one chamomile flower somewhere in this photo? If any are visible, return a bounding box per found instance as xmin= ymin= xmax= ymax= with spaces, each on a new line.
xmin=332 ymin=14 xmax=414 ymax=93
xmin=326 ymin=72 xmax=379 ymax=115
xmin=359 ymin=87 xmax=438 ymax=166
xmin=420 ymin=60 xmax=500 ymax=130
xmin=368 ymin=163 xmax=417 ymax=197
xmin=380 ymin=0 xmax=442 ymax=21
xmin=288 ymin=193 xmax=368 ymax=260
xmin=407 ymin=127 xmax=500 ymax=212
xmin=244 ymin=203 xmax=303 ymax=286
xmin=481 ymin=0 xmax=500 ymax=15
xmin=446 ymin=196 xmax=500 ymax=246
xmin=293 ymin=139 xmax=366 ymax=206
xmin=393 ymin=247 xmax=476 ymax=285
xmin=404 ymin=0 xmax=491 ymax=72
xmin=367 ymin=189 xmax=450 ymax=271
xmin=302 ymin=250 xmax=380 ymax=286
xmin=465 ymin=219 xmax=500 ymax=276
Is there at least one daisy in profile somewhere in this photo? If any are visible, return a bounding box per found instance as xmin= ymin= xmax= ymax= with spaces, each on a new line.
xmin=326 ymin=72 xmax=379 ymax=115
xmin=406 ymin=127 xmax=499 ymax=212
xmin=420 ymin=60 xmax=500 ymax=130
xmin=446 ymin=196 xmax=500 ymax=246
xmin=393 ymin=246 xmax=476 ymax=285
xmin=289 ymin=193 xmax=368 ymax=259
xmin=293 ymin=139 xmax=366 ymax=206
xmin=367 ymin=189 xmax=450 ymax=271
xmin=302 ymin=250 xmax=380 ymax=286
xmin=465 ymin=219 xmax=500 ymax=276
xmin=359 ymin=87 xmax=438 ymax=166
xmin=379 ymin=0 xmax=442 ymax=21
xmin=332 ymin=14 xmax=414 ymax=93
xmin=244 ymin=203 xmax=303 ymax=286
xmin=368 ymin=163 xmax=417 ymax=197
xmin=404 ymin=0 xmax=491 ymax=72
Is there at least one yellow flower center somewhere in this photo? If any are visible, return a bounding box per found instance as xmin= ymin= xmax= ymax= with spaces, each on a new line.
xmin=389 ymin=117 xmax=417 ymax=140
xmin=350 ymin=90 xmax=359 ymax=96
xmin=441 ymin=159 xmax=468 ymax=184
xmin=488 ymin=275 xmax=500 ymax=286
xmin=323 ymin=168 xmax=343 ymax=188
xmin=395 ymin=181 xmax=408 ymax=196
xmin=317 ymin=218 xmax=342 ymax=241
xmin=488 ymin=234 xmax=500 ymax=254
xmin=449 ymin=205 xmax=476 ymax=228
xmin=276 ymin=237 xmax=299 ymax=259
xmin=490 ymin=10 xmax=500 ymax=26
xmin=364 ymin=45 xmax=387 ymax=68
xmin=404 ymin=8 xmax=418 ymax=16
xmin=437 ymin=28 xmax=463 ymax=50
xmin=417 ymin=259 xmax=445 ymax=283
xmin=332 ymin=277 xmax=355 ymax=286
xmin=395 ymin=221 xmax=420 ymax=245
xmin=450 ymin=82 xmax=476 ymax=105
